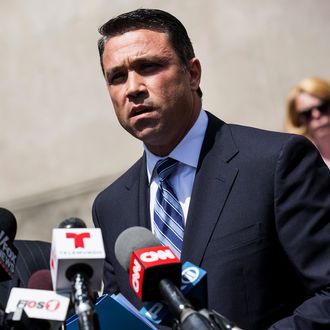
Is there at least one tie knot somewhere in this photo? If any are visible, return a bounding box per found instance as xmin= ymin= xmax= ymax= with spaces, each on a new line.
xmin=155 ymin=158 xmax=179 ymax=181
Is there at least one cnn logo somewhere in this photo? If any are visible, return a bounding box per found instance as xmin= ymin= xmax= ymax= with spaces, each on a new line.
xmin=140 ymin=249 xmax=176 ymax=262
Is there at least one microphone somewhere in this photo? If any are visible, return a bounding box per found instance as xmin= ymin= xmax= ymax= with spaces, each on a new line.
xmin=115 ymin=227 xmax=243 ymax=330
xmin=4 ymin=269 xmax=70 ymax=330
xmin=28 ymin=269 xmax=53 ymax=291
xmin=5 ymin=287 xmax=70 ymax=329
xmin=50 ymin=218 xmax=105 ymax=330
xmin=114 ymin=226 xmax=182 ymax=302
xmin=0 ymin=208 xmax=18 ymax=282
xmin=140 ymin=261 xmax=208 ymax=325
xmin=58 ymin=217 xmax=87 ymax=229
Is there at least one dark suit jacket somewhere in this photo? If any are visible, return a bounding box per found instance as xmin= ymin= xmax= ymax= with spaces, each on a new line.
xmin=0 ymin=240 xmax=51 ymax=310
xmin=93 ymin=112 xmax=330 ymax=329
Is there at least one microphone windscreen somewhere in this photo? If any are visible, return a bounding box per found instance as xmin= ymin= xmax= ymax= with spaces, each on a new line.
xmin=58 ymin=217 xmax=87 ymax=229
xmin=28 ymin=269 xmax=53 ymax=291
xmin=0 ymin=207 xmax=17 ymax=241
xmin=115 ymin=227 xmax=160 ymax=271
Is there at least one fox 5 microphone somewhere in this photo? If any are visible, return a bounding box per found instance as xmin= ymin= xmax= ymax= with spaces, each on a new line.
xmin=0 ymin=208 xmax=18 ymax=282
xmin=4 ymin=269 xmax=70 ymax=329
xmin=115 ymin=227 xmax=243 ymax=330
xmin=50 ymin=218 xmax=105 ymax=330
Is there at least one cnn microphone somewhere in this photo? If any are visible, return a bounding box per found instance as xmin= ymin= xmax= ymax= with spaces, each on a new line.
xmin=50 ymin=218 xmax=104 ymax=330
xmin=0 ymin=208 xmax=18 ymax=282
xmin=115 ymin=227 xmax=243 ymax=330
xmin=114 ymin=226 xmax=182 ymax=302
xmin=114 ymin=227 xmax=192 ymax=317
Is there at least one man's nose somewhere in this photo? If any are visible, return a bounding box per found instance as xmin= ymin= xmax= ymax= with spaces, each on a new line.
xmin=126 ymin=71 xmax=147 ymax=97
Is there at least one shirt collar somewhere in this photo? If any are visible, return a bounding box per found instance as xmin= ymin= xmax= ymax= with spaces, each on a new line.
xmin=144 ymin=109 xmax=208 ymax=182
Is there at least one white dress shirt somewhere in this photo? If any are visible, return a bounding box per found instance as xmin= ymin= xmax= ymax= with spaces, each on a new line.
xmin=144 ymin=109 xmax=208 ymax=231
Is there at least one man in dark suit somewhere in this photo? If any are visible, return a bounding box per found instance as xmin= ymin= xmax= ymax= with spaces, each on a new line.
xmin=92 ymin=8 xmax=330 ymax=329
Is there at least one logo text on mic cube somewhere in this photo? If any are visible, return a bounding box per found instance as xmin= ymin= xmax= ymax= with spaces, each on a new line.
xmin=17 ymin=299 xmax=60 ymax=312
xmin=140 ymin=249 xmax=176 ymax=263
xmin=131 ymin=258 xmax=143 ymax=293
xmin=66 ymin=232 xmax=91 ymax=248
xmin=134 ymin=246 xmax=179 ymax=267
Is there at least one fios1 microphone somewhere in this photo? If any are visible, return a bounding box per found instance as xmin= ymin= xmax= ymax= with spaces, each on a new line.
xmin=5 ymin=287 xmax=70 ymax=329
xmin=0 ymin=208 xmax=18 ymax=282
xmin=50 ymin=218 xmax=104 ymax=330
xmin=115 ymin=227 xmax=243 ymax=330
xmin=4 ymin=269 xmax=69 ymax=329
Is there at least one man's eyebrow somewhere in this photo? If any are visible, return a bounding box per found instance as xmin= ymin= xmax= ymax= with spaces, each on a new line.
xmin=126 ymin=55 xmax=171 ymax=70
xmin=105 ymin=65 xmax=125 ymax=81
xmin=105 ymin=54 xmax=171 ymax=80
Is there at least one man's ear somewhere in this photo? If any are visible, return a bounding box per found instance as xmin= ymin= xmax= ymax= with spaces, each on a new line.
xmin=188 ymin=57 xmax=202 ymax=92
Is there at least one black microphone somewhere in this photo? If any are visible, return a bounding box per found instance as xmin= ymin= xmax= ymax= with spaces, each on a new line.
xmin=115 ymin=227 xmax=242 ymax=330
xmin=58 ymin=217 xmax=87 ymax=229
xmin=0 ymin=208 xmax=18 ymax=282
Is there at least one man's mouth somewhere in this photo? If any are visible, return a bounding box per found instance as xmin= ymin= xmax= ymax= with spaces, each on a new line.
xmin=130 ymin=106 xmax=153 ymax=117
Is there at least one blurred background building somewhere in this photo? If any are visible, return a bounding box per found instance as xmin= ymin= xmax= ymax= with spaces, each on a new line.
xmin=1 ymin=0 xmax=330 ymax=241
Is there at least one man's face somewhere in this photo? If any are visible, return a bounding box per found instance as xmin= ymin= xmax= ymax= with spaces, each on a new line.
xmin=102 ymin=29 xmax=201 ymax=156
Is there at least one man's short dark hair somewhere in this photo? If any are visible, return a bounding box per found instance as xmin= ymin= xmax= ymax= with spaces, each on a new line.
xmin=98 ymin=8 xmax=202 ymax=97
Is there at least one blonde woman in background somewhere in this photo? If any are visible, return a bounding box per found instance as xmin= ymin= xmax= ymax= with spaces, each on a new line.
xmin=285 ymin=77 xmax=330 ymax=168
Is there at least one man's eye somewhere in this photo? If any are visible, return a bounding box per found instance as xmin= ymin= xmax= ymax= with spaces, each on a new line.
xmin=140 ymin=63 xmax=161 ymax=74
xmin=109 ymin=72 xmax=126 ymax=85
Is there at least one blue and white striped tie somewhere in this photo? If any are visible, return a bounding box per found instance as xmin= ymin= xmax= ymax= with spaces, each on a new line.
xmin=154 ymin=158 xmax=184 ymax=258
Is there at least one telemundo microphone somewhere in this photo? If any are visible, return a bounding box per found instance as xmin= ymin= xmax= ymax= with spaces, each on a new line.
xmin=0 ymin=208 xmax=18 ymax=282
xmin=4 ymin=269 xmax=70 ymax=330
xmin=115 ymin=227 xmax=242 ymax=330
xmin=51 ymin=217 xmax=105 ymax=330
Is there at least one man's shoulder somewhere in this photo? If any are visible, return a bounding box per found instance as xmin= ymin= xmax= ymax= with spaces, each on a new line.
xmin=207 ymin=111 xmax=297 ymax=145
xmin=228 ymin=122 xmax=314 ymax=149
xmin=227 ymin=123 xmax=317 ymax=159
xmin=206 ymin=112 xmax=315 ymax=160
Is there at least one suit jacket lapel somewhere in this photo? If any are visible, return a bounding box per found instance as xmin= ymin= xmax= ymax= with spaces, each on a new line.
xmin=125 ymin=153 xmax=151 ymax=230
xmin=138 ymin=154 xmax=151 ymax=230
xmin=181 ymin=113 xmax=239 ymax=265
